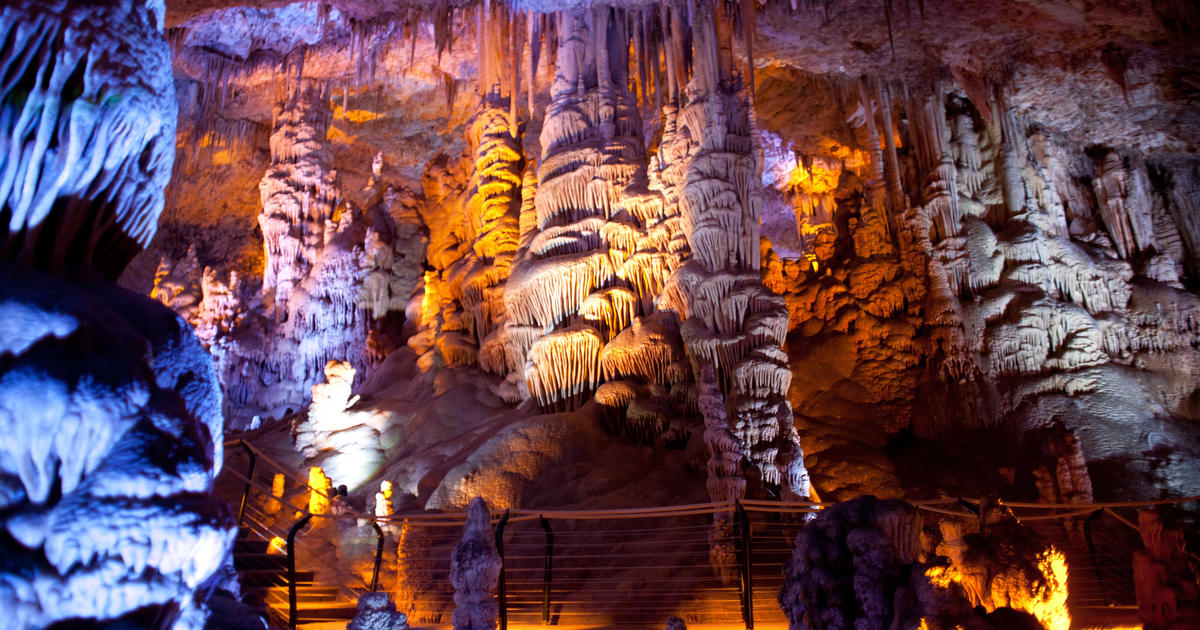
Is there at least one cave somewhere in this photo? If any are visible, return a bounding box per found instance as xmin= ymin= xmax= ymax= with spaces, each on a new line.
xmin=1 ymin=0 xmax=1199 ymax=628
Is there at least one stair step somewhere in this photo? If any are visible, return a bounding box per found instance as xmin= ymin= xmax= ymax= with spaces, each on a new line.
xmin=234 ymin=555 xmax=288 ymax=570
xmin=267 ymin=591 xmax=341 ymax=604
xmin=234 ymin=539 xmax=271 ymax=554
xmin=238 ymin=571 xmax=315 ymax=588
xmin=295 ymin=606 xmax=359 ymax=622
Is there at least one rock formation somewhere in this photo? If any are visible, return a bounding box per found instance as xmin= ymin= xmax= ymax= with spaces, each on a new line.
xmin=654 ymin=2 xmax=810 ymax=504
xmin=410 ymin=99 xmax=522 ymax=375
xmin=1133 ymin=509 xmax=1200 ymax=630
xmin=779 ymin=497 xmax=928 ymax=629
xmin=348 ymin=591 xmax=411 ymax=630
xmin=779 ymin=496 xmax=1055 ymax=630
xmin=0 ymin=1 xmax=234 ymax=627
xmin=153 ymin=82 xmax=429 ymax=427
xmin=124 ymin=0 xmax=1200 ymax=577
xmin=450 ymin=497 xmax=501 ymax=630
xmin=931 ymin=505 xmax=1070 ymax=630
xmin=505 ymin=8 xmax=682 ymax=415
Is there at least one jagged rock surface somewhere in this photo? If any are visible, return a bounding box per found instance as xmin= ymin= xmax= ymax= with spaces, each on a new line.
xmin=0 ymin=3 xmax=233 ymax=628
xmin=137 ymin=0 xmax=1200 ymax=525
xmin=779 ymin=496 xmax=1050 ymax=630
xmin=155 ymin=85 xmax=428 ymax=428
xmin=450 ymin=497 xmax=501 ymax=630
xmin=653 ymin=3 xmax=809 ymax=502
xmin=348 ymin=591 xmax=411 ymax=630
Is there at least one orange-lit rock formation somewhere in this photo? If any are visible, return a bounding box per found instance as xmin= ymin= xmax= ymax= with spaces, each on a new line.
xmin=140 ymin=0 xmax=1200 ymax=530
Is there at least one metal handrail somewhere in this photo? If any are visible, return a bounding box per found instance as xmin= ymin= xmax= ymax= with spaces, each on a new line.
xmin=222 ymin=439 xmax=388 ymax=627
xmin=539 ymin=515 xmax=553 ymax=625
xmin=496 ymin=508 xmax=512 ymax=630
xmin=287 ymin=513 xmax=313 ymax=630
xmin=236 ymin=441 xmax=256 ymax=527
xmin=370 ymin=520 xmax=384 ymax=592
xmin=735 ymin=501 xmax=754 ymax=630
xmin=223 ymin=439 xmax=1197 ymax=627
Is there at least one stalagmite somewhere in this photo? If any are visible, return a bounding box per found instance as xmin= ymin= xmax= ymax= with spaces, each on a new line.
xmin=308 ymin=466 xmax=333 ymax=515
xmin=348 ymin=592 xmax=410 ymax=630
xmin=654 ymin=1 xmax=809 ymax=503
xmin=698 ymin=365 xmax=743 ymax=579
xmin=933 ymin=507 xmax=1070 ymax=630
xmin=426 ymin=102 xmax=523 ymax=373
xmin=268 ymin=473 xmax=286 ymax=515
xmin=258 ymin=82 xmax=341 ymax=317
xmin=1133 ymin=509 xmax=1200 ymax=630
xmin=451 ymin=497 xmax=501 ymax=630
xmin=780 ymin=497 xmax=926 ymax=630
xmin=159 ymin=84 xmax=426 ymax=427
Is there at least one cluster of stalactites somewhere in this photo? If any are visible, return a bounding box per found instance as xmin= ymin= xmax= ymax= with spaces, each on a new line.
xmin=450 ymin=104 xmax=524 ymax=374
xmin=0 ymin=0 xmax=176 ymax=280
xmin=503 ymin=8 xmax=687 ymax=415
xmin=900 ymin=83 xmax=1200 ymax=389
xmin=258 ymin=82 xmax=341 ymax=318
xmin=172 ymin=2 xmax=456 ymax=122
xmin=651 ymin=2 xmax=808 ymax=500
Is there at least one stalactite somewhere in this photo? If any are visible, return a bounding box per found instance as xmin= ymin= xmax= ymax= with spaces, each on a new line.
xmin=884 ymin=0 xmax=896 ymax=57
xmin=510 ymin=8 xmax=521 ymax=138
xmin=527 ymin=10 xmax=538 ymax=115
xmin=876 ymin=81 xmax=907 ymax=221
xmin=503 ymin=9 xmax=678 ymax=412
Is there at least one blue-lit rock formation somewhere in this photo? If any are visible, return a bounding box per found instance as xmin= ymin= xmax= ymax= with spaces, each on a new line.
xmin=0 ymin=1 xmax=234 ymax=627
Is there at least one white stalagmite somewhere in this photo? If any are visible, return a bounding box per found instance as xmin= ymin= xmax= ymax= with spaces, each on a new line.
xmin=156 ymin=83 xmax=425 ymax=428
xmin=0 ymin=268 xmax=236 ymax=629
xmin=259 ymin=82 xmax=341 ymax=317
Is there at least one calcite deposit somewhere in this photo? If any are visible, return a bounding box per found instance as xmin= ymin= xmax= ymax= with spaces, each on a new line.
xmin=133 ymin=0 xmax=1200 ymax=525
xmin=450 ymin=497 xmax=502 ymax=630
xmin=779 ymin=496 xmax=1061 ymax=630
xmin=4 ymin=0 xmax=1200 ymax=624
xmin=0 ymin=1 xmax=234 ymax=627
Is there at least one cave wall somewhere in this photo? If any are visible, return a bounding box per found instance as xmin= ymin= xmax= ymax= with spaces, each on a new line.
xmin=146 ymin=0 xmax=1200 ymax=504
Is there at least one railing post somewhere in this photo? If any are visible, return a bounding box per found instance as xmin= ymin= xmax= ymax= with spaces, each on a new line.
xmin=286 ymin=513 xmax=313 ymax=630
xmin=237 ymin=441 xmax=256 ymax=527
xmin=735 ymin=501 xmax=754 ymax=630
xmin=496 ymin=509 xmax=511 ymax=630
xmin=540 ymin=515 xmax=553 ymax=625
xmin=370 ymin=521 xmax=385 ymax=592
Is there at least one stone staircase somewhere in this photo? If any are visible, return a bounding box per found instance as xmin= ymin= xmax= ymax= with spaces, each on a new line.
xmin=232 ymin=526 xmax=358 ymax=626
